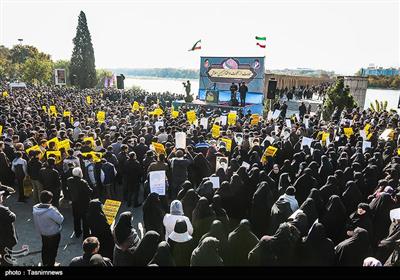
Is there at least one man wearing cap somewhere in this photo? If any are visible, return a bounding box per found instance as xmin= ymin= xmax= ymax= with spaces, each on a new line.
xmin=67 ymin=167 xmax=93 ymax=238
xmin=0 ymin=188 xmax=17 ymax=266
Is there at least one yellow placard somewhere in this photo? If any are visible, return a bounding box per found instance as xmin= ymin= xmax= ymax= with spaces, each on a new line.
xmin=46 ymin=151 xmax=62 ymax=164
xmin=262 ymin=146 xmax=278 ymax=163
xmin=81 ymin=151 xmax=103 ymax=162
xmin=152 ymin=142 xmax=166 ymax=155
xmin=364 ymin=124 xmax=371 ymax=133
xmin=220 ymin=138 xmax=232 ymax=152
xmin=46 ymin=137 xmax=59 ymax=150
xmin=103 ymin=199 xmax=122 ymax=225
xmin=2 ymin=91 xmax=9 ymax=97
xmin=58 ymin=139 xmax=71 ymax=152
xmin=42 ymin=106 xmax=47 ymax=113
xmin=49 ymin=105 xmax=57 ymax=116
xmin=322 ymin=132 xmax=330 ymax=142
xmin=83 ymin=137 xmax=95 ymax=148
xmin=86 ymin=96 xmax=92 ymax=104
xmin=96 ymin=111 xmax=106 ymax=123
xmin=343 ymin=127 xmax=354 ymax=138
xmin=398 ymin=148 xmax=400 ymax=156
xmin=251 ymin=114 xmax=260 ymax=126
xmin=63 ymin=111 xmax=71 ymax=117
xmin=212 ymin=124 xmax=220 ymax=139
xmin=150 ymin=108 xmax=164 ymax=116
xmin=228 ymin=112 xmax=237 ymax=126
xmin=171 ymin=110 xmax=179 ymax=118
xmin=367 ymin=132 xmax=373 ymax=140
xmin=132 ymin=101 xmax=140 ymax=112
xmin=0 ymin=125 xmax=2 ymax=135
xmin=186 ymin=111 xmax=197 ymax=124
xmin=26 ymin=145 xmax=44 ymax=159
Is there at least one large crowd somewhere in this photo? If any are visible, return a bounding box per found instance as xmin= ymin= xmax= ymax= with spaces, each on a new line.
xmin=0 ymin=80 xmax=400 ymax=267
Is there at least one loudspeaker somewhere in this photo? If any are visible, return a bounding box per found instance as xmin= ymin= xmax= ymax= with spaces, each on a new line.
xmin=267 ymin=79 xmax=277 ymax=99
xmin=117 ymin=74 xmax=125 ymax=89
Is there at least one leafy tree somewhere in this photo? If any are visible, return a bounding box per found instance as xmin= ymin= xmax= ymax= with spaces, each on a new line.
xmin=10 ymin=45 xmax=49 ymax=64
xmin=21 ymin=56 xmax=53 ymax=85
xmin=322 ymin=77 xmax=356 ymax=121
xmin=70 ymin=11 xmax=96 ymax=89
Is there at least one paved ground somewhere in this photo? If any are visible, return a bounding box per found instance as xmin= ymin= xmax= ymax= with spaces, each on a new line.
xmin=4 ymin=185 xmax=144 ymax=266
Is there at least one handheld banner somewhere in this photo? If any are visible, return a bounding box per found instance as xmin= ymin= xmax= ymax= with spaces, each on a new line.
xmin=103 ymin=199 xmax=122 ymax=225
xmin=149 ymin=171 xmax=166 ymax=196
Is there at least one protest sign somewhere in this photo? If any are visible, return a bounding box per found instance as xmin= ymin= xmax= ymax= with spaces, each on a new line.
xmin=209 ymin=176 xmax=220 ymax=189
xmin=171 ymin=110 xmax=179 ymax=118
xmin=187 ymin=111 xmax=196 ymax=124
xmin=261 ymin=146 xmax=278 ymax=163
xmin=234 ymin=132 xmax=243 ymax=145
xmin=362 ymin=140 xmax=371 ymax=153
xmin=285 ymin=119 xmax=292 ymax=128
xmin=212 ymin=124 xmax=220 ymax=139
xmin=390 ymin=208 xmax=400 ymax=221
xmin=200 ymin=117 xmax=208 ymax=129
xmin=379 ymin=129 xmax=393 ymax=141
xmin=86 ymin=96 xmax=92 ymax=104
xmin=301 ymin=137 xmax=313 ymax=149
xmin=103 ymin=199 xmax=122 ymax=225
xmin=46 ymin=137 xmax=59 ymax=150
xmin=26 ymin=145 xmax=44 ymax=159
xmin=152 ymin=142 xmax=166 ymax=155
xmin=81 ymin=151 xmax=103 ymax=163
xmin=83 ymin=137 xmax=95 ymax=148
xmin=49 ymin=105 xmax=57 ymax=116
xmin=149 ymin=170 xmax=166 ymax=195
xmin=251 ymin=114 xmax=260 ymax=126
xmin=96 ymin=111 xmax=105 ymax=123
xmin=132 ymin=101 xmax=139 ymax=112
xmin=63 ymin=111 xmax=71 ymax=117
xmin=216 ymin=157 xmax=229 ymax=171
xmin=360 ymin=130 xmax=367 ymax=140
xmin=0 ymin=125 xmax=2 ymax=135
xmin=58 ymin=139 xmax=71 ymax=152
xmin=272 ymin=110 xmax=281 ymax=119
xmin=154 ymin=121 xmax=164 ymax=132
xmin=343 ymin=127 xmax=354 ymax=138
xmin=228 ymin=112 xmax=237 ymax=126
xmin=220 ymin=138 xmax=232 ymax=152
xmin=175 ymin=132 xmax=186 ymax=149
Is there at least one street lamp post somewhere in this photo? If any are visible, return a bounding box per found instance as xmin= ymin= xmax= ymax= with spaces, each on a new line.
xmin=17 ymin=38 xmax=23 ymax=45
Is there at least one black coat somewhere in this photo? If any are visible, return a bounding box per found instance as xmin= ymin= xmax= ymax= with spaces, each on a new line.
xmin=39 ymin=166 xmax=61 ymax=191
xmin=0 ymin=205 xmax=17 ymax=249
xmin=67 ymin=176 xmax=93 ymax=209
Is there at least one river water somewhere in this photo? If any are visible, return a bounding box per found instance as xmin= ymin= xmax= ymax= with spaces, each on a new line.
xmin=125 ymin=77 xmax=400 ymax=110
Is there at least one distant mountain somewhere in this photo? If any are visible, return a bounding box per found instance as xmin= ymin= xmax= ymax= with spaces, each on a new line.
xmin=107 ymin=68 xmax=199 ymax=79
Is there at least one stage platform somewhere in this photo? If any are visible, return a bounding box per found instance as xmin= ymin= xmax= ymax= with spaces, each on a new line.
xmin=172 ymin=100 xmax=264 ymax=115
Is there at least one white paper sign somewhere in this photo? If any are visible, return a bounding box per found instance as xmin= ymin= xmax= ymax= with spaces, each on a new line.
xmin=200 ymin=117 xmax=208 ymax=129
xmin=267 ymin=111 xmax=273 ymax=121
xmin=220 ymin=115 xmax=227 ymax=126
xmin=175 ymin=132 xmax=186 ymax=149
xmin=241 ymin=161 xmax=250 ymax=170
xmin=326 ymin=136 xmax=331 ymax=147
xmin=272 ymin=110 xmax=281 ymax=119
xmin=149 ymin=170 xmax=166 ymax=195
xmin=304 ymin=118 xmax=309 ymax=129
xmin=390 ymin=208 xmax=400 ymax=221
xmin=379 ymin=129 xmax=392 ymax=141
xmin=234 ymin=133 xmax=243 ymax=145
xmin=286 ymin=119 xmax=292 ymax=128
xmin=209 ymin=176 xmax=220 ymax=189
xmin=301 ymin=137 xmax=313 ymax=149
xmin=216 ymin=156 xmax=229 ymax=171
xmin=265 ymin=136 xmax=275 ymax=144
xmin=360 ymin=130 xmax=367 ymax=140
xmin=362 ymin=140 xmax=371 ymax=153
xmin=154 ymin=121 xmax=164 ymax=133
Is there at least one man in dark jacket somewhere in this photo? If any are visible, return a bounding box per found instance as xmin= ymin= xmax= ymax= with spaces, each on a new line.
xmin=70 ymin=237 xmax=112 ymax=266
xmin=67 ymin=167 xmax=93 ymax=238
xmin=27 ymin=150 xmax=43 ymax=204
xmin=39 ymin=158 xmax=61 ymax=208
xmin=168 ymin=148 xmax=193 ymax=200
xmin=239 ymin=82 xmax=248 ymax=107
xmin=0 ymin=141 xmax=13 ymax=187
xmin=299 ymin=102 xmax=307 ymax=120
xmin=0 ymin=189 xmax=17 ymax=266
xmin=124 ymin=152 xmax=143 ymax=207
xmin=100 ymin=159 xmax=117 ymax=199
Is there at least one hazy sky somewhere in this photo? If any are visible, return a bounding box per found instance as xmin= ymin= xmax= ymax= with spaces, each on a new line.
xmin=1 ymin=0 xmax=399 ymax=75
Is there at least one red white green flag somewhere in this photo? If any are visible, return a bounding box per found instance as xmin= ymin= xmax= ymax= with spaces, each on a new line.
xmin=188 ymin=40 xmax=201 ymax=51
xmin=255 ymin=36 xmax=266 ymax=48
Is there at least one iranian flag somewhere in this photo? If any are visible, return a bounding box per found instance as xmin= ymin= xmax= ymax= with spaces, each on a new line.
xmin=255 ymin=36 xmax=266 ymax=48
xmin=188 ymin=40 xmax=201 ymax=51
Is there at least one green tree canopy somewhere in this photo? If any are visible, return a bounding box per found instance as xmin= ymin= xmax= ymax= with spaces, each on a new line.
xmin=322 ymin=77 xmax=356 ymax=121
xmin=21 ymin=56 xmax=53 ymax=85
xmin=70 ymin=11 xmax=96 ymax=89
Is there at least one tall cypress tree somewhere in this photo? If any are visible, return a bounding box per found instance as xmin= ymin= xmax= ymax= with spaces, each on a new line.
xmin=70 ymin=11 xmax=96 ymax=89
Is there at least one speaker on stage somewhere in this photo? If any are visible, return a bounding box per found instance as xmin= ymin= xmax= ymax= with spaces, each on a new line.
xmin=267 ymin=79 xmax=277 ymax=99
xmin=117 ymin=74 xmax=125 ymax=89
